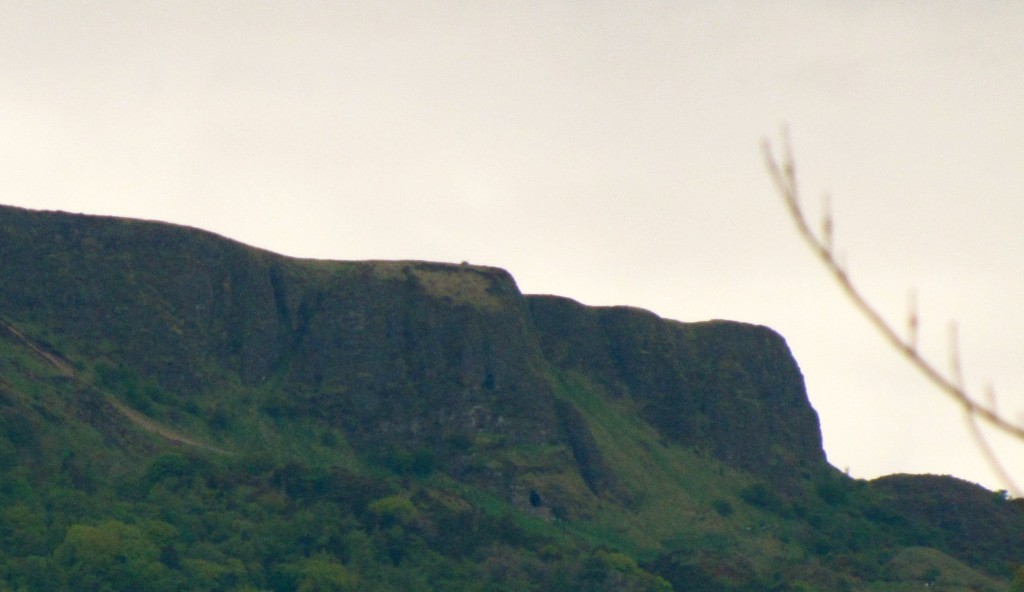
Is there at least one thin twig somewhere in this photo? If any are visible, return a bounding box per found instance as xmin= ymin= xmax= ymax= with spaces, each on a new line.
xmin=762 ymin=130 xmax=1021 ymax=494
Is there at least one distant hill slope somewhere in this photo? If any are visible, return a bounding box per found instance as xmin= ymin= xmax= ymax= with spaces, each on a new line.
xmin=0 ymin=204 xmax=1020 ymax=591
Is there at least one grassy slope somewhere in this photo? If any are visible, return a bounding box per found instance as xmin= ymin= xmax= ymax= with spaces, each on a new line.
xmin=543 ymin=370 xmax=1011 ymax=591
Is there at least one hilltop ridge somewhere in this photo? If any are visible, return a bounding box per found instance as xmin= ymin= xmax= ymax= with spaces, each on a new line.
xmin=0 ymin=205 xmax=826 ymax=489
xmin=0 ymin=204 xmax=1020 ymax=591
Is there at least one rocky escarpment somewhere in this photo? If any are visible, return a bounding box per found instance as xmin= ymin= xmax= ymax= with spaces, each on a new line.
xmin=0 ymin=206 xmax=563 ymax=463
xmin=528 ymin=295 xmax=825 ymax=483
xmin=0 ymin=204 xmax=828 ymax=492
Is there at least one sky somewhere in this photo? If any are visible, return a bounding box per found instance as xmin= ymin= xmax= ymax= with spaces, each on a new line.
xmin=2 ymin=1 xmax=1023 ymax=492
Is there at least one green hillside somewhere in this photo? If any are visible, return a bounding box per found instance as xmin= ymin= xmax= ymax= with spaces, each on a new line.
xmin=0 ymin=205 xmax=1021 ymax=591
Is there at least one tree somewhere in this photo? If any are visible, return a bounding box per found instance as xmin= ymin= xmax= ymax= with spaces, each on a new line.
xmin=763 ymin=130 xmax=1023 ymax=494
xmin=54 ymin=520 xmax=177 ymax=591
xmin=293 ymin=554 xmax=359 ymax=592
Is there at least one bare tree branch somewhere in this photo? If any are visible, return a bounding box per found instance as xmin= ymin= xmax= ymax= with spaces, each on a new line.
xmin=762 ymin=130 xmax=1022 ymax=494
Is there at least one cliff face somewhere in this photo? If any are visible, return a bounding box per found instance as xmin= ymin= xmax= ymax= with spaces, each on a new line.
xmin=528 ymin=295 xmax=825 ymax=482
xmin=0 ymin=205 xmax=826 ymax=487
xmin=268 ymin=261 xmax=564 ymax=462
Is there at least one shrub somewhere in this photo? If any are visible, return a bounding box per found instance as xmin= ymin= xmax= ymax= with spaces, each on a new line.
xmin=739 ymin=482 xmax=784 ymax=513
xmin=382 ymin=446 xmax=435 ymax=477
xmin=368 ymin=495 xmax=418 ymax=528
xmin=145 ymin=453 xmax=198 ymax=485
xmin=711 ymin=498 xmax=734 ymax=517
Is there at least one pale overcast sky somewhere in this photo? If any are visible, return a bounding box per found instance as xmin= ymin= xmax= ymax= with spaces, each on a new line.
xmin=3 ymin=1 xmax=1023 ymax=491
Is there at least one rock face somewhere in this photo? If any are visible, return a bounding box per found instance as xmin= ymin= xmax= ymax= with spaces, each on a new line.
xmin=0 ymin=205 xmax=826 ymax=486
xmin=528 ymin=295 xmax=825 ymax=483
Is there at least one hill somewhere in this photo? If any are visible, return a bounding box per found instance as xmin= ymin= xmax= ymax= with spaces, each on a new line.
xmin=0 ymin=204 xmax=1021 ymax=591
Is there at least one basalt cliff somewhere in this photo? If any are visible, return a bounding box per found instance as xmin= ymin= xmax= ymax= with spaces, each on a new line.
xmin=0 ymin=204 xmax=1020 ymax=591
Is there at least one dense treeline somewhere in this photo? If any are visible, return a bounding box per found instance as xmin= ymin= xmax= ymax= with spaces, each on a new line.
xmin=0 ymin=451 xmax=672 ymax=592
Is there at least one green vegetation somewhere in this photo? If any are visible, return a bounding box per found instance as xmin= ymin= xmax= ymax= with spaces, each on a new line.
xmin=1 ymin=327 xmax=1016 ymax=591
xmin=0 ymin=323 xmax=676 ymax=591
xmin=0 ymin=204 xmax=1020 ymax=591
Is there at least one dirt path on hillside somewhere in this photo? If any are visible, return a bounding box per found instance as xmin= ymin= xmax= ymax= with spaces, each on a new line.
xmin=0 ymin=318 xmax=76 ymax=376
xmin=103 ymin=395 xmax=230 ymax=454
xmin=1 ymin=317 xmax=230 ymax=455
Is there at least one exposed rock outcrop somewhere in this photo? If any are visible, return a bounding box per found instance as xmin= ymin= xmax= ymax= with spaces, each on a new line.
xmin=528 ymin=295 xmax=825 ymax=483
xmin=0 ymin=204 xmax=827 ymax=491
